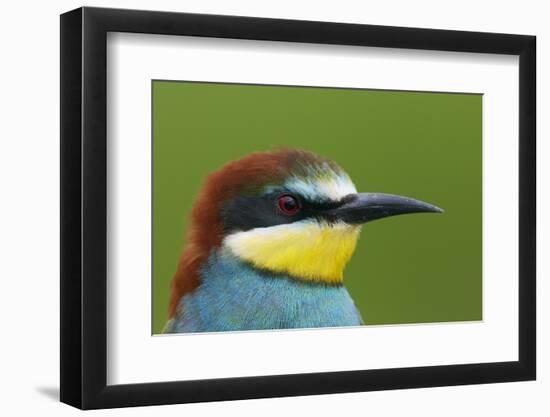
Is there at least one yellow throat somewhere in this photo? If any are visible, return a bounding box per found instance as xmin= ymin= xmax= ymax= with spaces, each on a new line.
xmin=223 ymin=221 xmax=361 ymax=284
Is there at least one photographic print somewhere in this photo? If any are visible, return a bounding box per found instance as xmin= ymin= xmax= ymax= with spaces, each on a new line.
xmin=153 ymin=81 xmax=482 ymax=334
xmin=61 ymin=8 xmax=536 ymax=407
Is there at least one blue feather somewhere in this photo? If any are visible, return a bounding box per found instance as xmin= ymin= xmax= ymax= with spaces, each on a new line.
xmin=165 ymin=249 xmax=363 ymax=333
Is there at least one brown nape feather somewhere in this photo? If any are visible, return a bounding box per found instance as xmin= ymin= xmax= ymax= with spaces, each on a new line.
xmin=168 ymin=149 xmax=331 ymax=318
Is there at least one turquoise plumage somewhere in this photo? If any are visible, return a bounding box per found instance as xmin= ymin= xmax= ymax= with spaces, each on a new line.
xmin=164 ymin=249 xmax=363 ymax=333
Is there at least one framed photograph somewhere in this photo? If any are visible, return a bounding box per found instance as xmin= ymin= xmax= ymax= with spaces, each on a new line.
xmin=60 ymin=6 xmax=536 ymax=409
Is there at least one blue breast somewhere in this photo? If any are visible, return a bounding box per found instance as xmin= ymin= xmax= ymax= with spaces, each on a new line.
xmin=166 ymin=250 xmax=363 ymax=333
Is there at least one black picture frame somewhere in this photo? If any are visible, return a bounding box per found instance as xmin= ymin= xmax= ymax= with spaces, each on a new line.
xmin=60 ymin=6 xmax=536 ymax=410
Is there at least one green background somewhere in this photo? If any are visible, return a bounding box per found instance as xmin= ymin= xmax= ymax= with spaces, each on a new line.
xmin=152 ymin=80 xmax=482 ymax=334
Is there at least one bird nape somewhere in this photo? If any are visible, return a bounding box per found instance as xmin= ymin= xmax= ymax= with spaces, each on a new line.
xmin=163 ymin=149 xmax=443 ymax=333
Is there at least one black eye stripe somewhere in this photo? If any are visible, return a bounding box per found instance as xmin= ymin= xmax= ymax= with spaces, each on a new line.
xmin=273 ymin=191 xmax=345 ymax=210
xmin=220 ymin=192 xmax=347 ymax=234
xmin=298 ymin=198 xmax=345 ymax=211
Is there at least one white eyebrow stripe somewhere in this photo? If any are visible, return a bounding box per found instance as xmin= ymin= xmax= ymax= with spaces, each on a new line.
xmin=284 ymin=173 xmax=357 ymax=202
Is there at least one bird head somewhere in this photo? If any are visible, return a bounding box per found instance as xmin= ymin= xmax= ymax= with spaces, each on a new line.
xmin=168 ymin=149 xmax=442 ymax=317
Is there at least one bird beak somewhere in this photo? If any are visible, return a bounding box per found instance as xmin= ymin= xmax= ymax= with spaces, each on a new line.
xmin=327 ymin=193 xmax=444 ymax=224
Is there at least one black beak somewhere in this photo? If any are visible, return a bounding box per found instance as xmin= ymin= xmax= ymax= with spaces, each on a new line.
xmin=325 ymin=193 xmax=443 ymax=224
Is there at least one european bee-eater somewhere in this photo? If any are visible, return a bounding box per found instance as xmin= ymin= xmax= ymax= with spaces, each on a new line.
xmin=163 ymin=149 xmax=442 ymax=333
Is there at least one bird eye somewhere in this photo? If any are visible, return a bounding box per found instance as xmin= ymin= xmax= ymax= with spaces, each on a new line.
xmin=278 ymin=195 xmax=301 ymax=215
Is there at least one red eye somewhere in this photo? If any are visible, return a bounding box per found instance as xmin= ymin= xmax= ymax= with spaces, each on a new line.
xmin=278 ymin=195 xmax=301 ymax=215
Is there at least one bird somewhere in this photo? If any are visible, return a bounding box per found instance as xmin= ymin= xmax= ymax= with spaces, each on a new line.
xmin=163 ymin=149 xmax=442 ymax=333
